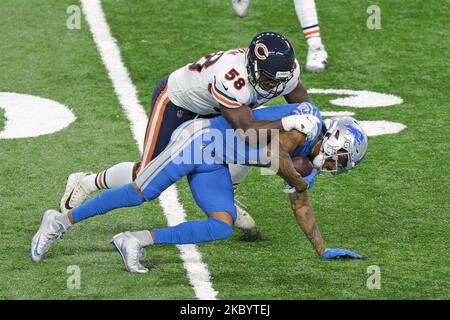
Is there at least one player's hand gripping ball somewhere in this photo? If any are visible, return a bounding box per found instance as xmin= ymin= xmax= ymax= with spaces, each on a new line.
xmin=291 ymin=155 xmax=313 ymax=177
xmin=283 ymin=156 xmax=316 ymax=193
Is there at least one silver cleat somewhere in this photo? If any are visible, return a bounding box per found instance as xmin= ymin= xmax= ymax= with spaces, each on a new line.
xmin=111 ymin=232 xmax=149 ymax=273
xmin=30 ymin=210 xmax=68 ymax=262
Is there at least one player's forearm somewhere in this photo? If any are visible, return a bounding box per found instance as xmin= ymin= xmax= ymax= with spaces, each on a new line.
xmin=274 ymin=149 xmax=308 ymax=193
xmin=284 ymin=81 xmax=311 ymax=104
xmin=293 ymin=204 xmax=325 ymax=255
xmin=234 ymin=119 xmax=286 ymax=143
xmin=239 ymin=119 xmax=283 ymax=137
xmin=221 ymin=105 xmax=284 ymax=141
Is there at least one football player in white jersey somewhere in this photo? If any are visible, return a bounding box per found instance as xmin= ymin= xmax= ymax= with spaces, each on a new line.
xmin=231 ymin=0 xmax=328 ymax=72
xmin=60 ymin=32 xmax=312 ymax=237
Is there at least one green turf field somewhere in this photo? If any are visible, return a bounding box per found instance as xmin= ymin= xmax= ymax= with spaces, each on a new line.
xmin=0 ymin=0 xmax=448 ymax=299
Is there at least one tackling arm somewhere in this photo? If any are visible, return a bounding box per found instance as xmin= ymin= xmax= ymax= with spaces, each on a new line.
xmin=289 ymin=191 xmax=325 ymax=256
xmin=220 ymin=104 xmax=283 ymax=139
xmin=265 ymin=130 xmax=309 ymax=193
xmin=284 ymin=81 xmax=311 ymax=104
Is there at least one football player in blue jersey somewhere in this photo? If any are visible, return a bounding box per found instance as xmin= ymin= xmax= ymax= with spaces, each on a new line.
xmin=59 ymin=31 xmax=310 ymax=238
xmin=31 ymin=102 xmax=368 ymax=272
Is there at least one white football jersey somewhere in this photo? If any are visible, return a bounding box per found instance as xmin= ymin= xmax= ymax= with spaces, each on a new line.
xmin=167 ymin=48 xmax=300 ymax=115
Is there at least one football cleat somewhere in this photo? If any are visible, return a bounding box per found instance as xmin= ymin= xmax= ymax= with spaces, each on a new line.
xmin=305 ymin=44 xmax=328 ymax=73
xmin=30 ymin=210 xmax=69 ymax=262
xmin=235 ymin=205 xmax=262 ymax=242
xmin=111 ymin=232 xmax=149 ymax=273
xmin=235 ymin=205 xmax=256 ymax=230
xmin=231 ymin=0 xmax=250 ymax=18
xmin=60 ymin=172 xmax=93 ymax=215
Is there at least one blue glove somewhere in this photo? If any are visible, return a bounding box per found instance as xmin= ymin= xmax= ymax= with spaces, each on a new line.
xmin=282 ymin=169 xmax=318 ymax=193
xmin=303 ymin=168 xmax=317 ymax=189
xmin=320 ymin=248 xmax=362 ymax=260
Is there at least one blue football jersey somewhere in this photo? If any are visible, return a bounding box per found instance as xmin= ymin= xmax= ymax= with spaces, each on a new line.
xmin=208 ymin=102 xmax=323 ymax=165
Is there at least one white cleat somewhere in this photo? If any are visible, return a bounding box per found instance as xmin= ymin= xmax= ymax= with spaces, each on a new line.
xmin=235 ymin=205 xmax=261 ymax=242
xmin=111 ymin=232 xmax=149 ymax=273
xmin=231 ymin=0 xmax=250 ymax=18
xmin=30 ymin=210 xmax=69 ymax=262
xmin=60 ymin=172 xmax=93 ymax=215
xmin=235 ymin=205 xmax=256 ymax=230
xmin=305 ymin=44 xmax=328 ymax=73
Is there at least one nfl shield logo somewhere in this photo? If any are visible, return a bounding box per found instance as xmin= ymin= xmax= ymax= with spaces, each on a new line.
xmin=177 ymin=109 xmax=184 ymax=118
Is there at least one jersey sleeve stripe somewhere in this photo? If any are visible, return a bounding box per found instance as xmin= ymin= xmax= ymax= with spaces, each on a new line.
xmin=211 ymin=81 xmax=241 ymax=108
xmin=212 ymin=88 xmax=241 ymax=108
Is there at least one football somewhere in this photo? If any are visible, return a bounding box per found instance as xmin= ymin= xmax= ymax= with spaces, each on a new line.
xmin=291 ymin=155 xmax=314 ymax=177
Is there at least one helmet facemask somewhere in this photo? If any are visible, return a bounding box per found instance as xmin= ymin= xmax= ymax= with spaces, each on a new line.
xmin=313 ymin=145 xmax=354 ymax=176
xmin=313 ymin=126 xmax=356 ymax=175
xmin=313 ymin=116 xmax=368 ymax=175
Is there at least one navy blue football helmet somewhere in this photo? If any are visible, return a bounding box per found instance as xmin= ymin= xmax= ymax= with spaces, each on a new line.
xmin=246 ymin=32 xmax=296 ymax=99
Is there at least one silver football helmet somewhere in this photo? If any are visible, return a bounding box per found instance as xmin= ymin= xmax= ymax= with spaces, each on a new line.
xmin=312 ymin=116 xmax=368 ymax=175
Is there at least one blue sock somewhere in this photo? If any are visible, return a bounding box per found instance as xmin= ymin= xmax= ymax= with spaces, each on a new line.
xmin=71 ymin=183 xmax=144 ymax=223
xmin=153 ymin=217 xmax=233 ymax=244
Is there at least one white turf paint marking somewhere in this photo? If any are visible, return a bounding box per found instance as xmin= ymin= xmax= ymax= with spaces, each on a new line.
xmin=81 ymin=0 xmax=217 ymax=300
xmin=321 ymin=111 xmax=356 ymax=117
xmin=0 ymin=92 xmax=76 ymax=139
xmin=309 ymin=88 xmax=403 ymax=108
xmin=262 ymin=89 xmax=407 ymax=136
xmin=320 ymin=112 xmax=406 ymax=136
xmin=359 ymin=120 xmax=407 ymax=136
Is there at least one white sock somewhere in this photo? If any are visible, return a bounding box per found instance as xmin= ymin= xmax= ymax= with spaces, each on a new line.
xmin=55 ymin=212 xmax=73 ymax=229
xmin=129 ymin=230 xmax=154 ymax=246
xmin=82 ymin=162 xmax=136 ymax=192
xmin=293 ymin=0 xmax=323 ymax=47
xmin=229 ymin=164 xmax=252 ymax=189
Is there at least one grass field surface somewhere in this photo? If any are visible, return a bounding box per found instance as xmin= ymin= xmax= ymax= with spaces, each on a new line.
xmin=0 ymin=0 xmax=448 ymax=299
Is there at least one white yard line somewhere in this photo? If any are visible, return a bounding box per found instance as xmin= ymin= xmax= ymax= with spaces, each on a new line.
xmin=81 ymin=0 xmax=217 ymax=300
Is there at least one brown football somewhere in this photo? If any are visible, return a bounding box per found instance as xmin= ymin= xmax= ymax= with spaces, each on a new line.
xmin=291 ymin=155 xmax=314 ymax=177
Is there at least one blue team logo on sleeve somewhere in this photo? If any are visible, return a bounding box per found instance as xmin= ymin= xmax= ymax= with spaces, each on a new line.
xmin=291 ymin=102 xmax=320 ymax=119
xmin=345 ymin=124 xmax=364 ymax=147
xmin=299 ymin=102 xmax=313 ymax=114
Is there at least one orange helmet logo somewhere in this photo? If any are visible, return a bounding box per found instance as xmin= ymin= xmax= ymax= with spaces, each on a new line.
xmin=254 ymin=43 xmax=269 ymax=60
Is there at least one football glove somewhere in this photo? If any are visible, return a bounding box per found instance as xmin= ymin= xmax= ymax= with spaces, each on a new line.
xmin=303 ymin=168 xmax=317 ymax=189
xmin=283 ymin=181 xmax=296 ymax=194
xmin=283 ymin=168 xmax=318 ymax=193
xmin=320 ymin=248 xmax=362 ymax=260
xmin=281 ymin=114 xmax=320 ymax=140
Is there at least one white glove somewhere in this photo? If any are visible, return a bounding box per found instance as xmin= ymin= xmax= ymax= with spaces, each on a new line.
xmin=283 ymin=181 xmax=296 ymax=194
xmin=281 ymin=114 xmax=320 ymax=140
